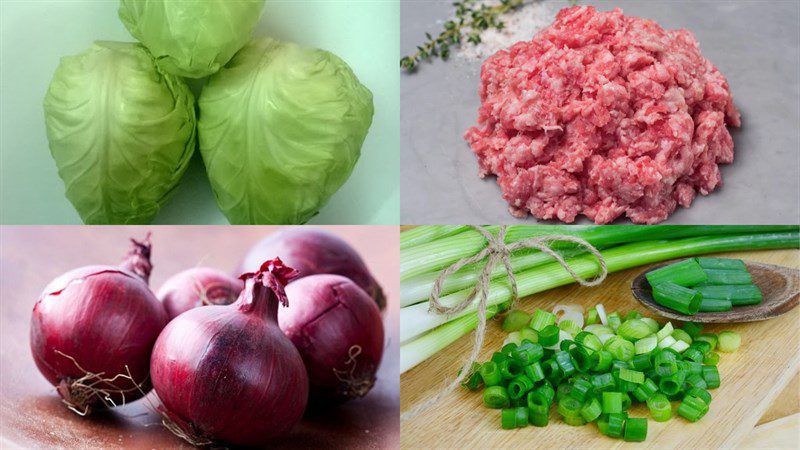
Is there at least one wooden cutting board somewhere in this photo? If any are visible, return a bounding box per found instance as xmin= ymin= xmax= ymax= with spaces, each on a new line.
xmin=401 ymin=248 xmax=800 ymax=448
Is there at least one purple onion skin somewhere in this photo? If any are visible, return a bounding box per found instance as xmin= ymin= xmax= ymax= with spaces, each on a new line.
xmin=239 ymin=228 xmax=386 ymax=310
xmin=157 ymin=267 xmax=242 ymax=319
xmin=151 ymin=259 xmax=309 ymax=446
xmin=30 ymin=265 xmax=167 ymax=412
xmin=281 ymin=275 xmax=384 ymax=404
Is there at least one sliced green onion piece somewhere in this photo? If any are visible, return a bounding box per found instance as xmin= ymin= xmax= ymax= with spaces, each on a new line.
xmin=699 ymin=297 xmax=733 ymax=312
xmin=679 ymin=361 xmax=702 ymax=376
xmin=718 ymin=331 xmax=741 ymax=352
xmin=671 ymin=329 xmax=693 ymax=345
xmin=532 ymin=383 xmax=555 ymax=406
xmin=632 ymin=378 xmax=658 ymax=402
xmin=687 ymin=387 xmax=712 ymax=405
xmin=575 ymin=331 xmax=602 ymax=353
xmin=511 ymin=341 xmax=544 ymax=365
xmin=605 ymin=336 xmax=635 ymax=361
xmin=619 ymin=367 xmax=645 ymax=384
xmin=698 ymin=269 xmax=752 ymax=285
xmin=557 ymin=396 xmax=582 ymax=418
xmin=602 ymin=392 xmax=623 ymax=414
xmin=635 ymin=335 xmax=658 ymax=355
xmin=556 ymin=383 xmax=573 ymax=402
xmin=508 ymin=375 xmax=535 ymax=400
xmin=499 ymin=359 xmax=524 ymax=379
xmin=520 ymin=327 xmax=539 ymax=343
xmin=569 ymin=379 xmax=593 ymax=402
xmin=631 ymin=353 xmax=653 ymax=371
xmin=625 ymin=310 xmax=644 ymax=320
xmin=647 ymin=393 xmax=672 ymax=422
xmin=563 ymin=414 xmax=586 ymax=426
xmin=677 ymin=395 xmax=708 ymax=422
xmin=691 ymin=340 xmax=712 ymax=354
xmin=542 ymin=359 xmax=562 ymax=383
xmin=652 ymin=282 xmax=702 ymax=315
xmin=617 ymin=319 xmax=652 ymax=341
xmin=460 ymin=362 xmax=483 ymax=391
xmin=685 ymin=373 xmax=708 ymax=390
xmin=554 ymin=351 xmax=576 ymax=376
xmin=558 ymin=319 xmax=583 ymax=337
xmin=586 ymin=307 xmax=599 ymax=325
xmin=538 ymin=324 xmax=560 ymax=346
xmin=501 ymin=343 xmax=518 ymax=355
xmin=703 ymin=351 xmax=720 ymax=366
xmin=656 ymin=322 xmax=674 ymax=341
xmin=569 ymin=346 xmax=595 ymax=373
xmin=524 ymin=362 xmax=545 ymax=383
xmin=702 ymin=365 xmax=721 ymax=389
xmin=696 ymin=285 xmax=762 ymax=306
xmin=580 ymin=397 xmax=602 ymax=422
xmin=683 ymin=322 xmax=704 ymax=338
xmin=695 ymin=333 xmax=718 ymax=350
xmin=640 ymin=317 xmax=659 ymax=333
xmin=491 ymin=351 xmax=508 ymax=365
xmin=484 ymin=385 xmax=510 ymax=408
xmin=624 ymin=417 xmax=647 ymax=442
xmin=503 ymin=310 xmax=531 ymax=332
xmin=654 ymin=349 xmax=678 ymax=376
xmin=657 ymin=335 xmax=677 ymax=350
xmin=593 ymin=350 xmax=613 ymax=372
xmin=501 ymin=406 xmax=529 ymax=429
xmin=529 ymin=411 xmax=548 ymax=427
xmin=620 ymin=392 xmax=632 ymax=410
xmin=658 ymin=370 xmax=686 ymax=396
xmin=606 ymin=413 xmax=626 ymax=438
xmin=696 ymin=257 xmax=746 ymax=271
xmin=584 ymin=324 xmax=614 ymax=337
xmin=670 ymin=340 xmax=690 ymax=353
xmin=530 ymin=308 xmax=556 ymax=331
xmin=607 ymin=312 xmax=622 ymax=331
xmin=591 ymin=373 xmax=616 ymax=393
xmin=646 ymin=258 xmax=708 ymax=287
xmin=479 ymin=361 xmax=503 ymax=387
xmin=683 ymin=347 xmax=704 ymax=363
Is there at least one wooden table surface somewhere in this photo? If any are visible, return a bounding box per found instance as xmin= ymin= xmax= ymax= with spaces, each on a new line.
xmin=400 ymin=247 xmax=800 ymax=449
xmin=0 ymin=226 xmax=399 ymax=449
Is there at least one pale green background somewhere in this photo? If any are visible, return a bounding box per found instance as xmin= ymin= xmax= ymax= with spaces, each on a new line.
xmin=0 ymin=0 xmax=400 ymax=224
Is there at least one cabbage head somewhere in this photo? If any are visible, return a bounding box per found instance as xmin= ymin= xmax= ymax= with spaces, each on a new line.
xmin=118 ymin=0 xmax=266 ymax=78
xmin=43 ymin=41 xmax=196 ymax=224
xmin=198 ymin=38 xmax=374 ymax=225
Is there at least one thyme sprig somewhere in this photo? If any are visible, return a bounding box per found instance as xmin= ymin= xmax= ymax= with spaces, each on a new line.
xmin=401 ymin=0 xmax=578 ymax=72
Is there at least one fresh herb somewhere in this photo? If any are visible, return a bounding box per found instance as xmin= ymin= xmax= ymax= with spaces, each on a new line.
xmin=401 ymin=0 xmax=579 ymax=72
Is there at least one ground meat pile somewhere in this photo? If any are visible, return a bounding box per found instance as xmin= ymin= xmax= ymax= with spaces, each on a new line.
xmin=464 ymin=6 xmax=741 ymax=224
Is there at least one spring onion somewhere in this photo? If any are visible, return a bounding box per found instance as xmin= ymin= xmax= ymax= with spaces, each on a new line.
xmin=717 ymin=331 xmax=742 ymax=353
xmin=530 ymin=309 xmax=556 ymax=331
xmin=683 ymin=347 xmax=704 ymax=363
xmin=619 ymin=367 xmax=645 ymax=384
xmin=501 ymin=407 xmax=528 ymax=429
xmin=499 ymin=359 xmax=524 ymax=379
xmin=634 ymin=335 xmax=658 ymax=355
xmin=479 ymin=361 xmax=503 ymax=387
xmin=703 ymin=352 xmax=720 ymax=366
xmin=685 ymin=373 xmax=708 ymax=390
xmin=670 ymin=340 xmax=690 ymax=353
xmin=656 ymin=322 xmax=674 ymax=341
xmin=605 ymin=336 xmax=635 ymax=361
xmin=632 ymin=378 xmax=658 ymax=402
xmin=603 ymin=392 xmax=623 ymax=414
xmin=657 ymin=335 xmax=677 ymax=350
xmin=699 ymin=269 xmax=752 ymax=285
xmin=607 ymin=312 xmax=622 ymax=331
xmin=652 ymin=282 xmax=702 ymax=315
xmin=696 ymin=257 xmax=747 ymax=271
xmin=538 ymin=325 xmax=560 ymax=347
xmin=606 ymin=413 xmax=626 ymax=438
xmin=702 ymin=365 xmax=721 ymax=389
xmin=511 ymin=341 xmax=544 ymax=365
xmin=647 ymin=393 xmax=672 ymax=422
xmin=654 ymin=350 xmax=678 ymax=376
xmin=631 ymin=353 xmax=653 ymax=371
xmin=617 ymin=319 xmax=652 ymax=341
xmin=502 ymin=310 xmax=531 ymax=331
xmin=646 ymin=258 xmax=708 ymax=287
xmin=677 ymin=395 xmax=708 ymax=422
xmin=460 ymin=363 xmax=483 ymax=391
xmin=624 ymin=417 xmax=648 ymax=442
xmin=695 ymin=333 xmax=718 ymax=350
xmin=520 ymin=328 xmax=539 ymax=343
xmin=593 ymin=350 xmax=613 ymax=372
xmin=659 ymin=370 xmax=686 ymax=396
xmin=586 ymin=308 xmax=599 ymax=325
xmin=620 ymin=392 xmax=633 ymax=410
xmin=508 ymin=375 xmax=535 ymax=400
xmin=558 ymin=320 xmax=583 ymax=337
xmin=580 ymin=397 xmax=603 ymax=422
xmin=558 ymin=396 xmax=582 ymax=418
xmin=683 ymin=322 xmax=704 ymax=338
xmin=696 ymin=285 xmax=762 ymax=306
xmin=687 ymin=387 xmax=712 ymax=405
xmin=671 ymin=329 xmax=693 ymax=345
xmin=591 ymin=373 xmax=615 ymax=392
xmin=640 ymin=317 xmax=659 ymax=333
xmin=484 ymin=386 xmax=510 ymax=408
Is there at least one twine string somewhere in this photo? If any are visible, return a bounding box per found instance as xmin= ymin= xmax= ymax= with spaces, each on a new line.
xmin=401 ymin=225 xmax=608 ymax=421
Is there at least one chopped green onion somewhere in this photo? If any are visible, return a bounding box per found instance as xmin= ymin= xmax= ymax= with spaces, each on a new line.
xmin=625 ymin=311 xmax=644 ymax=320
xmin=683 ymin=322 xmax=704 ymax=338
xmin=533 ymin=383 xmax=555 ymax=406
xmin=557 ymin=396 xmax=583 ymax=418
xmin=696 ymin=257 xmax=746 ymax=271
xmin=484 ymin=386 xmax=510 ymax=408
xmin=686 ymin=387 xmax=712 ymax=405
xmin=602 ymin=392 xmax=623 ymax=414
xmin=460 ymin=362 xmax=484 ymax=391
xmin=502 ymin=310 xmax=531 ymax=332
xmin=677 ymin=395 xmax=708 ymax=422
xmin=679 ymin=361 xmax=702 ymax=376
xmin=606 ymin=413 xmax=626 ymax=438
xmin=683 ymin=347 xmax=704 ymax=363
xmin=703 ymin=351 xmax=720 ymax=366
xmin=647 ymin=393 xmax=672 ymax=422
xmin=620 ymin=392 xmax=633 ymax=410
xmin=529 ymin=411 xmax=548 ymax=427
xmin=631 ymin=354 xmax=653 ymax=372
xmin=658 ymin=370 xmax=686 ymax=396
xmin=558 ymin=319 xmax=582 ymax=337
xmin=635 ymin=335 xmax=658 ymax=355
xmin=670 ymin=340 xmax=690 ymax=353
xmin=563 ymin=414 xmax=586 ymax=426
xmin=593 ymin=350 xmax=613 ymax=372
xmin=591 ymin=373 xmax=616 ymax=392
xmin=511 ymin=341 xmax=544 ymax=365
xmin=698 ymin=269 xmax=752 ymax=285
xmin=654 ymin=349 xmax=678 ymax=376
xmin=575 ymin=331 xmax=602 ymax=353
xmin=624 ymin=417 xmax=647 ymax=442
xmin=619 ymin=367 xmax=645 ymax=384
xmin=657 ymin=335 xmax=677 ymax=350
xmin=607 ymin=312 xmax=622 ymax=331
xmin=646 ymin=258 xmax=708 ymax=287
xmin=605 ymin=336 xmax=635 ymax=361
xmin=640 ymin=317 xmax=659 ymax=333
xmin=499 ymin=359 xmax=524 ymax=379
xmin=685 ymin=373 xmax=708 ymax=390
xmin=695 ymin=285 xmax=762 ymax=306
xmin=501 ymin=407 xmax=529 ymax=429
xmin=652 ymin=282 xmax=702 ymax=315
xmin=524 ymin=362 xmax=545 ymax=383
xmin=699 ymin=297 xmax=733 ymax=312
xmin=617 ymin=319 xmax=652 ymax=341
xmin=569 ymin=346 xmax=594 ymax=373
xmin=530 ymin=308 xmax=556 ymax=331
xmin=554 ymin=351 xmax=576 ymax=376
xmin=479 ymin=361 xmax=503 ymax=387
xmin=538 ymin=324 xmax=560 ymax=346
xmin=695 ymin=333 xmax=718 ymax=350
xmin=717 ymin=331 xmax=741 ymax=352
xmin=586 ymin=308 xmax=599 ymax=325
xmin=501 ymin=343 xmax=517 ymax=355
xmin=671 ymin=329 xmax=693 ymax=345
xmin=542 ymin=359 xmax=563 ymax=382
xmin=570 ymin=379 xmax=593 ymax=402
xmin=580 ymin=397 xmax=603 ymax=422
xmin=508 ymin=375 xmax=535 ymax=400
xmin=584 ymin=324 xmax=614 ymax=337
xmin=656 ymin=322 xmax=674 ymax=341
xmin=632 ymin=378 xmax=658 ymax=402
xmin=702 ymin=365 xmax=721 ymax=389
xmin=556 ymin=383 xmax=573 ymax=402
xmin=520 ymin=327 xmax=539 ymax=343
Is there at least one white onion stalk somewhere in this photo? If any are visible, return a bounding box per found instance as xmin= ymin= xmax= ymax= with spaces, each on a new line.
xmin=596 ymin=303 xmax=608 ymax=326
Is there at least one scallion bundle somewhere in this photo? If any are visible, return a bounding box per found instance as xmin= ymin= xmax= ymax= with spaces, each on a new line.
xmin=461 ymin=304 xmax=740 ymax=441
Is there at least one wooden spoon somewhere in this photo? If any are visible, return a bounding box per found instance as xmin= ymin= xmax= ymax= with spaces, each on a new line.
xmin=631 ymin=259 xmax=800 ymax=323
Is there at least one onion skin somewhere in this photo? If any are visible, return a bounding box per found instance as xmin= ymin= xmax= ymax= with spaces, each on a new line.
xmin=151 ymin=258 xmax=309 ymax=446
xmin=156 ymin=267 xmax=242 ymax=319
xmin=29 ymin=237 xmax=167 ymax=415
xmin=239 ymin=228 xmax=386 ymax=310
xmin=281 ymin=274 xmax=384 ymax=404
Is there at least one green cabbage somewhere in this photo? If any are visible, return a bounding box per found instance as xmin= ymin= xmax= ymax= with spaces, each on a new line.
xmin=198 ymin=38 xmax=374 ymax=225
xmin=43 ymin=41 xmax=196 ymax=224
xmin=118 ymin=0 xmax=266 ymax=78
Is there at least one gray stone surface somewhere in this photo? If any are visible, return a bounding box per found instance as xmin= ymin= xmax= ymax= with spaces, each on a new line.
xmin=401 ymin=0 xmax=800 ymax=224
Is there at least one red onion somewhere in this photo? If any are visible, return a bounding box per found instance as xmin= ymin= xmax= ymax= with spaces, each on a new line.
xmin=29 ymin=236 xmax=167 ymax=415
xmin=156 ymin=267 xmax=242 ymax=319
xmin=150 ymin=258 xmax=309 ymax=446
xmin=238 ymin=228 xmax=386 ymax=310
xmin=281 ymin=274 xmax=384 ymax=404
